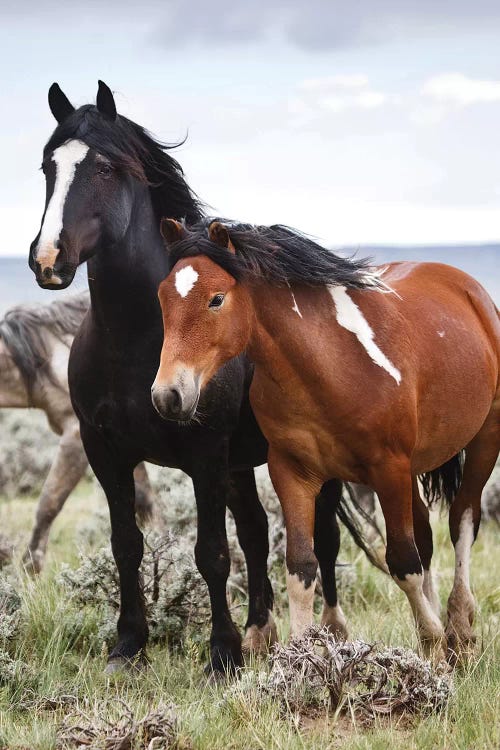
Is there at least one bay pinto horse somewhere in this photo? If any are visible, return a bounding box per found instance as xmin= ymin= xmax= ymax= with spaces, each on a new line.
xmin=154 ymin=218 xmax=500 ymax=663
xmin=27 ymin=82 xmax=377 ymax=673
xmin=0 ymin=292 xmax=153 ymax=573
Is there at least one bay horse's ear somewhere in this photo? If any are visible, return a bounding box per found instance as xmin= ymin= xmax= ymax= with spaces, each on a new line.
xmin=48 ymin=83 xmax=75 ymax=124
xmin=208 ymin=221 xmax=236 ymax=254
xmin=96 ymin=80 xmax=117 ymax=121
xmin=160 ymin=218 xmax=185 ymax=246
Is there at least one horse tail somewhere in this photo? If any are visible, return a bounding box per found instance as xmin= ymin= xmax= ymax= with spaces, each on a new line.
xmin=336 ymin=484 xmax=388 ymax=574
xmin=420 ymin=451 xmax=465 ymax=508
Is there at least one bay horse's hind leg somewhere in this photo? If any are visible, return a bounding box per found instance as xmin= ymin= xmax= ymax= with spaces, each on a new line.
xmin=314 ymin=479 xmax=348 ymax=639
xmin=373 ymin=465 xmax=446 ymax=661
xmin=228 ymin=469 xmax=277 ymax=656
xmin=446 ymin=404 xmax=500 ymax=662
xmin=412 ymin=478 xmax=440 ymax=616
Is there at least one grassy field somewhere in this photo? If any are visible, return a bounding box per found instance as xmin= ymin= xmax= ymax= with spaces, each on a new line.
xmin=0 ymin=480 xmax=498 ymax=750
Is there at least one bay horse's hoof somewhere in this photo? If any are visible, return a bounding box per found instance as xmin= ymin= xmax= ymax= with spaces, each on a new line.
xmin=242 ymin=612 xmax=278 ymax=656
xmin=420 ymin=636 xmax=447 ymax=666
xmin=446 ymin=631 xmax=477 ymax=666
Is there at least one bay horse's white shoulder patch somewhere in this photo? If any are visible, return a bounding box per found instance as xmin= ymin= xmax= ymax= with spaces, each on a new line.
xmin=329 ymin=285 xmax=402 ymax=385
xmin=175 ymin=265 xmax=199 ymax=298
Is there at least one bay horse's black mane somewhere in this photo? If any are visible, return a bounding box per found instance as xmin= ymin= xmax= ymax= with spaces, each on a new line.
xmin=168 ymin=220 xmax=382 ymax=290
xmin=45 ymin=105 xmax=204 ymax=224
xmin=0 ymin=292 xmax=90 ymax=396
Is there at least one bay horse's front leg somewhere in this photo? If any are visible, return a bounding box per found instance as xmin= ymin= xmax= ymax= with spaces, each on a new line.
xmin=268 ymin=450 xmax=321 ymax=639
xmin=190 ymin=443 xmax=243 ymax=675
xmin=228 ymin=469 xmax=277 ymax=656
xmin=372 ymin=465 xmax=446 ymax=661
xmin=80 ymin=424 xmax=147 ymax=672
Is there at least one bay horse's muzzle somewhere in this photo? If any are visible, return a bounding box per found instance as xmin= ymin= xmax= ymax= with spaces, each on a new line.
xmin=151 ymin=374 xmax=200 ymax=422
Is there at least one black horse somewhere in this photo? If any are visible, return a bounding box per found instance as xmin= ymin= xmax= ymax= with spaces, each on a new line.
xmin=29 ymin=81 xmax=376 ymax=673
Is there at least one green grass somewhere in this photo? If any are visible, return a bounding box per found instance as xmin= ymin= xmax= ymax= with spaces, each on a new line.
xmin=0 ymin=489 xmax=498 ymax=750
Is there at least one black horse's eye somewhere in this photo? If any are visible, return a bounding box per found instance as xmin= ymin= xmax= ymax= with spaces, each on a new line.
xmin=209 ymin=293 xmax=225 ymax=309
xmin=97 ymin=163 xmax=113 ymax=177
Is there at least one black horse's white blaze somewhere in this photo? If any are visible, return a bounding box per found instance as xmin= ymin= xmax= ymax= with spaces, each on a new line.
xmin=35 ymin=139 xmax=89 ymax=281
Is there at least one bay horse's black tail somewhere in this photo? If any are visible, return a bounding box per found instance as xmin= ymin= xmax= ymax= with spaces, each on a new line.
xmin=420 ymin=451 xmax=465 ymax=508
xmin=337 ymin=484 xmax=388 ymax=574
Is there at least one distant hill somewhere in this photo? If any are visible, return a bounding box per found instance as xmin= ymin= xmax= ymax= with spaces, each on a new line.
xmin=0 ymin=245 xmax=497 ymax=315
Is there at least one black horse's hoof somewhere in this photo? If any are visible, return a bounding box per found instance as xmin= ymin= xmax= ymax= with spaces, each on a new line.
xmin=204 ymin=644 xmax=243 ymax=682
xmin=104 ymin=652 xmax=148 ymax=675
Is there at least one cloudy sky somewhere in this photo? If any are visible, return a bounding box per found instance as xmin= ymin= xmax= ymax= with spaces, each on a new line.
xmin=2 ymin=0 xmax=500 ymax=255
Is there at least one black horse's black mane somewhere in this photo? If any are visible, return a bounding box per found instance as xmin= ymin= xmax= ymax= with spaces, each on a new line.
xmin=168 ymin=220 xmax=382 ymax=290
xmin=45 ymin=105 xmax=204 ymax=224
xmin=0 ymin=292 xmax=90 ymax=396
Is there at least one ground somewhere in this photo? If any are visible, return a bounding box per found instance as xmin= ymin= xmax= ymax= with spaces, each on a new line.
xmin=0 ymin=473 xmax=498 ymax=750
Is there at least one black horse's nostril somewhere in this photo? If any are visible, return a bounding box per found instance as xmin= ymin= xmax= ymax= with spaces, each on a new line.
xmin=166 ymin=387 xmax=182 ymax=415
xmin=42 ymin=267 xmax=53 ymax=280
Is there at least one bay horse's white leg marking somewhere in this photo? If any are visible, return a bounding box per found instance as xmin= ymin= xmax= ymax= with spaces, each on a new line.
xmin=320 ymin=603 xmax=348 ymax=639
xmin=175 ymin=265 xmax=199 ymax=297
xmin=423 ymin=569 xmax=441 ymax=616
xmin=446 ymin=507 xmax=476 ymax=655
xmin=36 ymin=140 xmax=89 ymax=276
xmin=329 ymin=285 xmax=402 ymax=384
xmin=396 ymin=572 xmax=446 ymax=660
xmin=287 ymin=570 xmax=315 ymax=637
xmin=452 ymin=508 xmax=474 ymax=593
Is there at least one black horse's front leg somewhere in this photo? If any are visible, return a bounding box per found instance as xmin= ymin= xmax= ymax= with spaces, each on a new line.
xmin=190 ymin=442 xmax=242 ymax=675
xmin=228 ymin=469 xmax=276 ymax=655
xmin=80 ymin=424 xmax=148 ymax=671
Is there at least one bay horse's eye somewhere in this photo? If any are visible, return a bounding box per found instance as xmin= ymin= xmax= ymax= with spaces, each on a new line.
xmin=209 ymin=293 xmax=225 ymax=309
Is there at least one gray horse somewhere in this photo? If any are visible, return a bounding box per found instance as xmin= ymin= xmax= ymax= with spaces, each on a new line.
xmin=0 ymin=292 xmax=153 ymax=572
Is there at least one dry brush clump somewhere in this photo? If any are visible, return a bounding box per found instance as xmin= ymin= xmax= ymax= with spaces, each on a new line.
xmin=56 ymin=698 xmax=188 ymax=750
xmin=58 ymin=531 xmax=210 ymax=651
xmin=225 ymin=626 xmax=452 ymax=723
xmin=0 ymin=566 xmax=22 ymax=643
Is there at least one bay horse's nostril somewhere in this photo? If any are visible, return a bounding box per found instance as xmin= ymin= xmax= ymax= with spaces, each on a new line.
xmin=166 ymin=387 xmax=182 ymax=415
xmin=42 ymin=267 xmax=54 ymax=281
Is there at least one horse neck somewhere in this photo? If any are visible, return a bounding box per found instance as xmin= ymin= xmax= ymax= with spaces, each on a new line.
xmin=246 ymin=282 xmax=339 ymax=378
xmin=87 ymin=187 xmax=168 ymax=335
xmin=0 ymin=339 xmax=31 ymax=408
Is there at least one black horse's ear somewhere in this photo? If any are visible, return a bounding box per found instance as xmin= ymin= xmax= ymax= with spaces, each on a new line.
xmin=160 ymin=218 xmax=185 ymax=246
xmin=48 ymin=83 xmax=75 ymax=124
xmin=96 ymin=80 xmax=117 ymax=120
xmin=208 ymin=221 xmax=236 ymax=254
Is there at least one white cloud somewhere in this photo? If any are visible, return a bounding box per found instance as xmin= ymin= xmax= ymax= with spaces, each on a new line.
xmin=300 ymin=74 xmax=369 ymax=91
xmin=422 ymin=73 xmax=500 ymax=106
xmin=292 ymin=74 xmax=387 ymax=117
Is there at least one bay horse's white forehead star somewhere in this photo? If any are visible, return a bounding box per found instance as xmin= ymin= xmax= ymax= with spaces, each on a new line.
xmin=175 ymin=265 xmax=199 ymax=298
